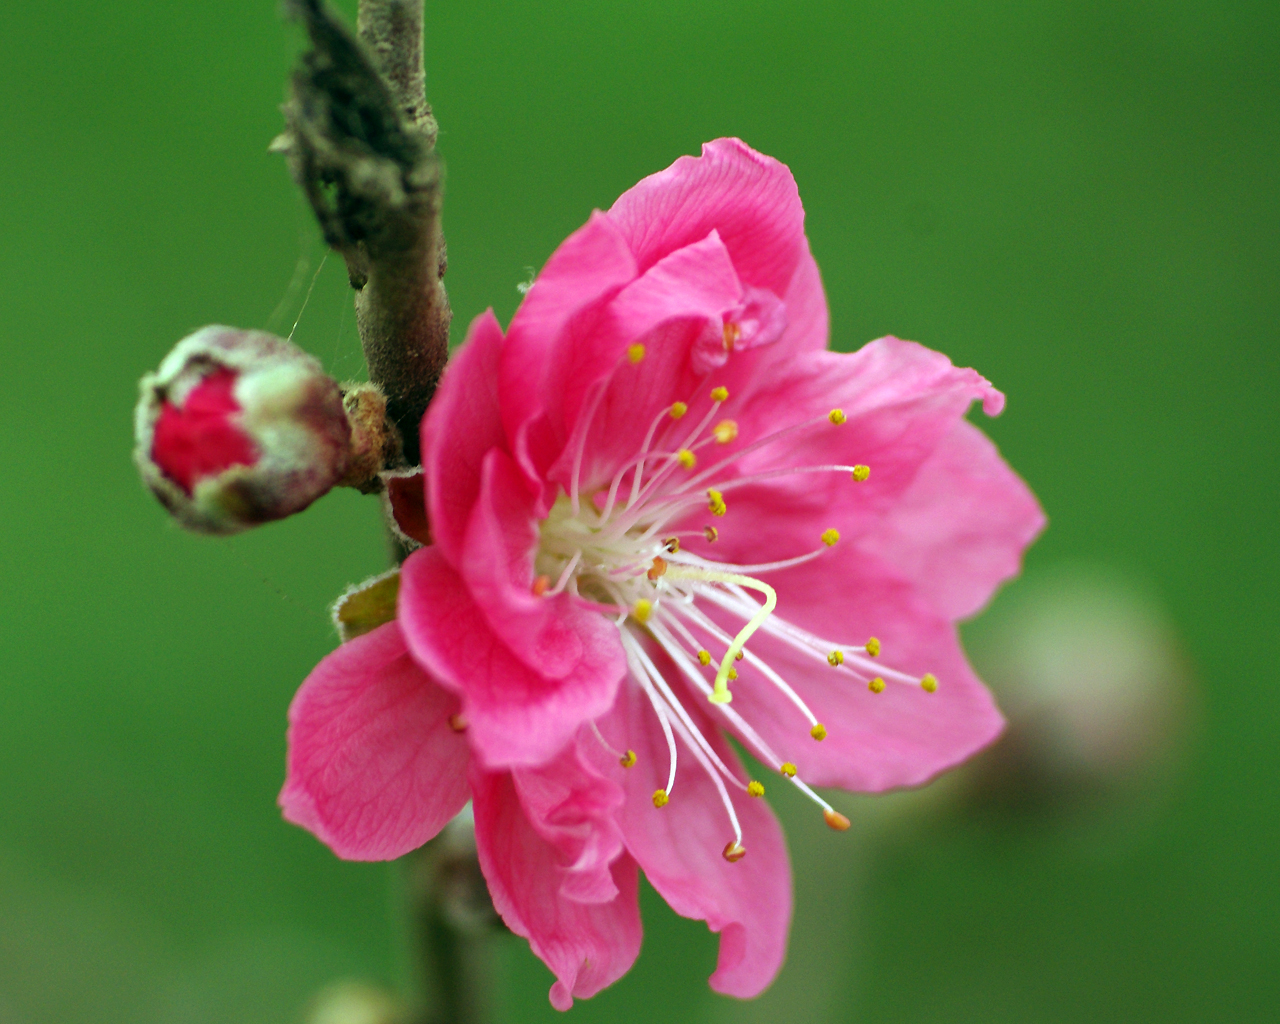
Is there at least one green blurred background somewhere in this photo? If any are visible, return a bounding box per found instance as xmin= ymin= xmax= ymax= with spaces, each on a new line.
xmin=1 ymin=0 xmax=1276 ymax=1020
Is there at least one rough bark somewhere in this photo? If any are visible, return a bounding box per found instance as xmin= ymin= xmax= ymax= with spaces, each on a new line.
xmin=280 ymin=0 xmax=450 ymax=465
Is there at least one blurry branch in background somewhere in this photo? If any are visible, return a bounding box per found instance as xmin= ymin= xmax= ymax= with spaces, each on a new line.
xmin=401 ymin=812 xmax=499 ymax=1024
xmin=276 ymin=0 xmax=451 ymax=466
xmin=275 ymin=4 xmax=493 ymax=1022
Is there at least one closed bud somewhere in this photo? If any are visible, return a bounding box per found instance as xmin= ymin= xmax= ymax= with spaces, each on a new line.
xmin=134 ymin=325 xmax=378 ymax=534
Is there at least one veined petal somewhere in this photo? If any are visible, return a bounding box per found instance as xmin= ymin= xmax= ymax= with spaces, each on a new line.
xmin=502 ymin=211 xmax=638 ymax=481
xmin=512 ymin=736 xmax=627 ymax=904
xmin=462 ymin=448 xmax=583 ymax=679
xmin=608 ymin=137 xmax=807 ymax=300
xmin=423 ymin=310 xmax=509 ymax=566
xmin=545 ymin=230 xmax=746 ymax=491
xmin=678 ymin=336 xmax=1009 ymax=566
xmin=865 ymin=419 xmax=1046 ymax=620
xmin=472 ymin=766 xmax=642 ymax=1011
xmin=399 ymin=546 xmax=626 ymax=769
xmin=280 ymin=622 xmax=470 ymax=861
xmin=595 ymin=676 xmax=791 ymax=998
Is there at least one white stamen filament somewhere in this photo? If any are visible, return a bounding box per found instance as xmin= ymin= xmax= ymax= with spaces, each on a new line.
xmin=671 ymin=600 xmax=822 ymax=727
xmin=589 ymin=719 xmax=623 ymax=759
xmin=607 ymin=397 xmax=724 ymax=527
xmin=677 ymin=411 xmax=843 ymax=492
xmin=667 ymin=546 xmax=831 ymax=576
xmin=598 ymin=403 xmax=682 ymax=523
xmin=546 ymin=550 xmax=583 ymax=595
xmin=664 ymin=566 xmax=776 ymax=702
xmin=623 ymin=631 xmax=748 ymax=792
xmin=568 ymin=381 xmax=610 ymax=515
xmin=623 ymin=642 xmax=678 ymax=795
xmin=649 ymin=618 xmax=785 ymax=765
xmin=626 ymin=633 xmax=744 ymax=844
xmin=650 ymin=617 xmax=845 ymax=817
xmin=702 ymin=584 xmax=924 ymax=687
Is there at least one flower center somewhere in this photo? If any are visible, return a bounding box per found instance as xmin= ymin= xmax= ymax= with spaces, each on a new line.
xmin=533 ymin=376 xmax=935 ymax=859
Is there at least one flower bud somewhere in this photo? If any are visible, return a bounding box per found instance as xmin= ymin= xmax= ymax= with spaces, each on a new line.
xmin=134 ymin=325 xmax=357 ymax=534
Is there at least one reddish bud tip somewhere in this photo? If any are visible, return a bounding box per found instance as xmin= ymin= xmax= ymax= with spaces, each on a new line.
xmin=152 ymin=369 xmax=259 ymax=494
xmin=135 ymin=326 xmax=360 ymax=534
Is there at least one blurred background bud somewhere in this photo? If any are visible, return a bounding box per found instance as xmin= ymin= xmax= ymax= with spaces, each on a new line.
xmin=134 ymin=326 xmax=378 ymax=534
xmin=303 ymin=981 xmax=408 ymax=1024
xmin=963 ymin=564 xmax=1197 ymax=819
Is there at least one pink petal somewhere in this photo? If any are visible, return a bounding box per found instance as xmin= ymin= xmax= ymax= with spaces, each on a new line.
xmin=460 ymin=447 xmax=585 ymax=680
xmin=593 ymin=676 xmax=792 ymax=998
xmin=677 ymin=336 xmax=1008 ymax=568
xmin=608 ymin=138 xmax=808 ymax=300
xmin=501 ymin=211 xmax=638 ymax=481
xmin=543 ymin=230 xmax=746 ymax=492
xmin=706 ymin=543 xmax=1005 ymax=793
xmin=511 ymin=736 xmax=627 ymax=904
xmin=472 ymin=766 xmax=642 ymax=1010
xmin=422 ymin=310 xmax=508 ymax=565
xmin=279 ymin=622 xmax=470 ymax=860
xmin=865 ymin=419 xmax=1046 ymax=620
xmin=399 ymin=546 xmax=626 ymax=769
xmin=597 ymin=228 xmax=743 ymax=383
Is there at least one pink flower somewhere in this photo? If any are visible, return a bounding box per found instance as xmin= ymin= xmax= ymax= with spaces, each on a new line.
xmin=281 ymin=139 xmax=1045 ymax=1008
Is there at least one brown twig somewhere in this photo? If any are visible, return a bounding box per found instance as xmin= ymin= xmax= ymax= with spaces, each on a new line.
xmin=280 ymin=0 xmax=450 ymax=466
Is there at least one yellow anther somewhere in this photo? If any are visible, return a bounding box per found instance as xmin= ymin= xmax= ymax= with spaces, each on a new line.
xmin=810 ymin=723 xmax=828 ymax=741
xmin=632 ymin=599 xmax=653 ymax=624
xmin=531 ymin=574 xmax=550 ymax=596
xmin=663 ymin=536 xmax=680 ymax=553
xmin=747 ymin=780 xmax=765 ymax=798
xmin=780 ymin=762 xmax=797 ymax=777
xmin=712 ymin=419 xmax=739 ymax=444
xmin=723 ymin=321 xmax=741 ymax=351
xmin=828 ymin=408 xmax=847 ymax=425
xmin=677 ymin=448 xmax=697 ymax=469
xmin=727 ymin=667 xmax=738 ymax=681
xmin=866 ymin=637 xmax=881 ymax=657
xmin=823 ymin=808 xmax=852 ymax=832
xmin=852 ymin=464 xmax=871 ymax=482
xmin=868 ymin=677 xmax=885 ymax=694
xmin=734 ymin=649 xmax=744 ymax=661
xmin=821 ymin=528 xmax=840 ymax=547
xmin=627 ymin=343 xmax=646 ymax=363
xmin=707 ymin=489 xmax=727 ymax=516
xmin=652 ymin=789 xmax=669 ymax=808
xmin=921 ymin=673 xmax=938 ymax=693
xmin=710 ymin=386 xmax=729 ymax=402
xmin=722 ymin=841 xmax=747 ymax=862
xmin=827 ymin=650 xmax=844 ymax=667
xmin=619 ymin=750 xmax=637 ymax=768
xmin=647 ymin=556 xmax=668 ymax=580
xmin=669 ymin=401 xmax=688 ymax=419
xmin=697 ymin=650 xmax=712 ymax=666
xmin=448 ymin=714 xmax=468 ymax=733
xmin=704 ymin=526 xmax=719 ymax=542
